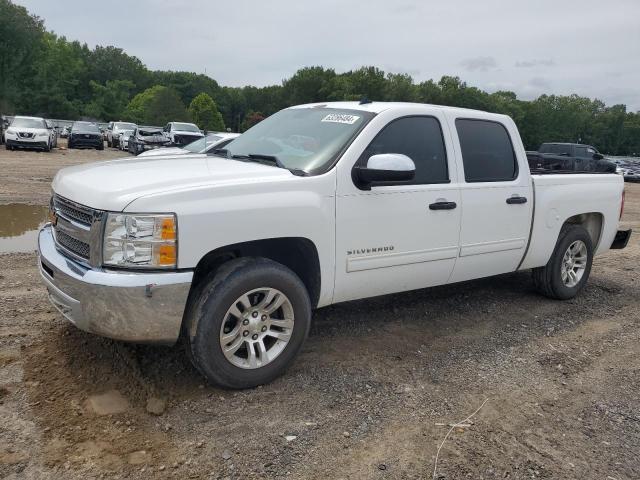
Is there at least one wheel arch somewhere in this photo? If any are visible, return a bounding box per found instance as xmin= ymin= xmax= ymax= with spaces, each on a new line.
xmin=188 ymin=237 xmax=322 ymax=310
xmin=561 ymin=212 xmax=604 ymax=251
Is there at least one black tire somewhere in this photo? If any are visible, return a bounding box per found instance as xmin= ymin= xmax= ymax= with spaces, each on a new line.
xmin=43 ymin=142 xmax=51 ymax=152
xmin=97 ymin=143 xmax=104 ymax=150
xmin=185 ymin=257 xmax=311 ymax=389
xmin=533 ymin=224 xmax=593 ymax=300
xmin=5 ymin=144 xmax=11 ymax=150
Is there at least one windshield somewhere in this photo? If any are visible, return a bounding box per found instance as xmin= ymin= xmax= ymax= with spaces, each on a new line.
xmin=222 ymin=108 xmax=374 ymax=174
xmin=139 ymin=128 xmax=163 ymax=136
xmin=184 ymin=134 xmax=222 ymax=153
xmin=114 ymin=122 xmax=136 ymax=130
xmin=173 ymin=123 xmax=200 ymax=132
xmin=72 ymin=122 xmax=99 ymax=132
xmin=11 ymin=117 xmax=46 ymax=129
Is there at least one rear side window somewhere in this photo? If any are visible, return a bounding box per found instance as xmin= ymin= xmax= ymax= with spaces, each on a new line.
xmin=360 ymin=116 xmax=449 ymax=185
xmin=575 ymin=146 xmax=588 ymax=157
xmin=456 ymin=119 xmax=518 ymax=182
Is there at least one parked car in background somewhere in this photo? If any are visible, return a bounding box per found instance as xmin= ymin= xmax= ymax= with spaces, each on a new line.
xmin=118 ymin=129 xmax=135 ymax=152
xmin=611 ymin=157 xmax=640 ymax=182
xmin=127 ymin=126 xmax=171 ymax=155
xmin=137 ymin=132 xmax=240 ymax=157
xmin=527 ymin=142 xmax=616 ymax=173
xmin=45 ymin=120 xmax=58 ymax=148
xmin=4 ymin=116 xmax=54 ymax=151
xmin=106 ymin=121 xmax=137 ymax=148
xmin=163 ymin=122 xmax=204 ymax=146
xmin=60 ymin=126 xmax=71 ymax=138
xmin=68 ymin=122 xmax=104 ymax=150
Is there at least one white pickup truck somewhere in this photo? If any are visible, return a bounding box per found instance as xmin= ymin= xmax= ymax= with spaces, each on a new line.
xmin=39 ymin=101 xmax=631 ymax=388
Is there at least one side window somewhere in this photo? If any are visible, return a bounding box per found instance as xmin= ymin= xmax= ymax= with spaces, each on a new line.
xmin=455 ymin=119 xmax=518 ymax=182
xmin=586 ymin=146 xmax=596 ymax=155
xmin=575 ymin=146 xmax=588 ymax=157
xmin=359 ymin=116 xmax=449 ymax=185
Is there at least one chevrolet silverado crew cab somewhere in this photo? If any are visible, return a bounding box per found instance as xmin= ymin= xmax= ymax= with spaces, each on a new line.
xmin=39 ymin=102 xmax=631 ymax=389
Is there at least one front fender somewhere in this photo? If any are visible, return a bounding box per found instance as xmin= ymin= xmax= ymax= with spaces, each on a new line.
xmin=125 ymin=171 xmax=337 ymax=306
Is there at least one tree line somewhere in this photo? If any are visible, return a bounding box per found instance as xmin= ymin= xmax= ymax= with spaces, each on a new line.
xmin=1 ymin=0 xmax=638 ymax=154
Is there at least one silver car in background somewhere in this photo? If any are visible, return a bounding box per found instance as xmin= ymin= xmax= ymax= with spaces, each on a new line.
xmin=137 ymin=132 xmax=240 ymax=157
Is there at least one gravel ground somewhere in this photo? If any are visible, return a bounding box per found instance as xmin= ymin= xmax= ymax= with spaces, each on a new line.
xmin=0 ymin=143 xmax=639 ymax=479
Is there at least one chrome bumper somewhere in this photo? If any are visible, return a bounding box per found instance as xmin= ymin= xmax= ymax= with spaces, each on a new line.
xmin=37 ymin=225 xmax=193 ymax=344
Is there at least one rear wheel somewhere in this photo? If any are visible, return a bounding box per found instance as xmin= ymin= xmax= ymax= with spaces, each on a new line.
xmin=186 ymin=258 xmax=311 ymax=389
xmin=533 ymin=225 xmax=593 ymax=300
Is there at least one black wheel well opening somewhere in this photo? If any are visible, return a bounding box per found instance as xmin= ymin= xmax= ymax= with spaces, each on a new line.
xmin=190 ymin=237 xmax=322 ymax=309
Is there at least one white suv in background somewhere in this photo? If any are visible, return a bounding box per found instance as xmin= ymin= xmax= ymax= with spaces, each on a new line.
xmin=106 ymin=121 xmax=137 ymax=148
xmin=163 ymin=122 xmax=204 ymax=146
xmin=4 ymin=116 xmax=54 ymax=151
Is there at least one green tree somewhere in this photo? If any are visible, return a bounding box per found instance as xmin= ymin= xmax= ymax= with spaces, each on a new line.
xmin=188 ymin=92 xmax=225 ymax=131
xmin=24 ymin=33 xmax=89 ymax=118
xmin=124 ymin=85 xmax=189 ymax=125
xmin=0 ymin=0 xmax=45 ymax=113
xmin=84 ymin=79 xmax=134 ymax=121
xmin=88 ymin=45 xmax=150 ymax=92
xmin=384 ymin=73 xmax=417 ymax=102
xmin=281 ymin=66 xmax=336 ymax=105
xmin=347 ymin=66 xmax=387 ymax=100
xmin=152 ymin=71 xmax=220 ymax=107
xmin=240 ymin=111 xmax=265 ymax=132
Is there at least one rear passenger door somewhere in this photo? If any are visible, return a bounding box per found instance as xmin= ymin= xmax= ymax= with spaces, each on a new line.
xmin=447 ymin=116 xmax=533 ymax=283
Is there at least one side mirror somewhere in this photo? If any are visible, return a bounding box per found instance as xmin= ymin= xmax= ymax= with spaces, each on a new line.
xmin=593 ymin=153 xmax=604 ymax=160
xmin=354 ymin=153 xmax=415 ymax=189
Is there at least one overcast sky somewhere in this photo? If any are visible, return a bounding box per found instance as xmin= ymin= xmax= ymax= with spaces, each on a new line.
xmin=15 ymin=0 xmax=640 ymax=111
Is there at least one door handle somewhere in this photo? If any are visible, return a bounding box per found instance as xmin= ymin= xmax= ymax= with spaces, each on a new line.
xmin=429 ymin=201 xmax=457 ymax=210
xmin=506 ymin=196 xmax=527 ymax=204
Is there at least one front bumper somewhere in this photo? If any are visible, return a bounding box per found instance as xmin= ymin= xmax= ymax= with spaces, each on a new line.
xmin=69 ymin=136 xmax=102 ymax=148
xmin=38 ymin=225 xmax=193 ymax=344
xmin=6 ymin=138 xmax=48 ymax=149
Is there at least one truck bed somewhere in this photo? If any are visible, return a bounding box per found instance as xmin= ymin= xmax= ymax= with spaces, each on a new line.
xmin=520 ymin=172 xmax=624 ymax=270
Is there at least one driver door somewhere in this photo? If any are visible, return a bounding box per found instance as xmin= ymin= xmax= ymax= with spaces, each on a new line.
xmin=334 ymin=111 xmax=461 ymax=303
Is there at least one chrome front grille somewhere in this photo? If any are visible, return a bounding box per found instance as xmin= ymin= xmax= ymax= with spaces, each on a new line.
xmin=55 ymin=230 xmax=90 ymax=259
xmin=50 ymin=194 xmax=105 ymax=266
xmin=53 ymin=195 xmax=94 ymax=226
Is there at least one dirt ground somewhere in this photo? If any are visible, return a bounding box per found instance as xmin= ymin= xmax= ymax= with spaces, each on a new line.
xmin=1 ymin=141 xmax=639 ymax=480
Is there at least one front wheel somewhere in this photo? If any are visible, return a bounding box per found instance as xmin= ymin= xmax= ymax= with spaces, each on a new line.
xmin=533 ymin=225 xmax=593 ymax=300
xmin=185 ymin=258 xmax=311 ymax=389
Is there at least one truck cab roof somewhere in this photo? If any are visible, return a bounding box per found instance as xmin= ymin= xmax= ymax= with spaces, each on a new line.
xmin=289 ymin=101 xmax=508 ymax=119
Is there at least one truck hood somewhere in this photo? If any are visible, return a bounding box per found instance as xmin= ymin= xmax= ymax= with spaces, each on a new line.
xmin=52 ymin=154 xmax=293 ymax=211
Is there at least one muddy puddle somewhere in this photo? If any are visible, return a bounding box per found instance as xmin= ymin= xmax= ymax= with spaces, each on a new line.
xmin=0 ymin=204 xmax=49 ymax=253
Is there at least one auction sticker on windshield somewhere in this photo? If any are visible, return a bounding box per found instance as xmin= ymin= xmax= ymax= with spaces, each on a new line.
xmin=321 ymin=113 xmax=360 ymax=125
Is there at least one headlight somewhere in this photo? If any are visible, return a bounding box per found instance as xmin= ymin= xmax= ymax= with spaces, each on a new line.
xmin=103 ymin=213 xmax=177 ymax=269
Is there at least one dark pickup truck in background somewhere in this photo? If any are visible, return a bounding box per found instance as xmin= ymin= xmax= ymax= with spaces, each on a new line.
xmin=527 ymin=142 xmax=616 ymax=173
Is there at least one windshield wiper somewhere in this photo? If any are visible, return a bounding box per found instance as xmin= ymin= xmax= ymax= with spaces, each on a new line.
xmin=229 ymin=153 xmax=308 ymax=176
xmin=210 ymin=148 xmax=229 ymax=157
